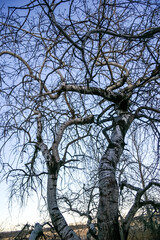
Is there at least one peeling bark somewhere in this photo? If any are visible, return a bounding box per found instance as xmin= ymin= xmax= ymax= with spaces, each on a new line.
xmin=97 ymin=113 xmax=133 ymax=240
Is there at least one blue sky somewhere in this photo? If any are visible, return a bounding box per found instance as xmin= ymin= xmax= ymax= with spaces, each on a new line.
xmin=0 ymin=0 xmax=80 ymax=231
xmin=1 ymin=0 xmax=29 ymax=9
xmin=0 ymin=0 xmax=43 ymax=231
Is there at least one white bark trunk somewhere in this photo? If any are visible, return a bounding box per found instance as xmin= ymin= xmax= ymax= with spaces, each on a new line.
xmin=97 ymin=114 xmax=133 ymax=240
xmin=47 ymin=173 xmax=81 ymax=240
xmin=38 ymin=116 xmax=94 ymax=239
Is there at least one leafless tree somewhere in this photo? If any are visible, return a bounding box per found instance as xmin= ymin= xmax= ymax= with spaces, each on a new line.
xmin=0 ymin=1 xmax=160 ymax=240
xmin=118 ymin=130 xmax=160 ymax=239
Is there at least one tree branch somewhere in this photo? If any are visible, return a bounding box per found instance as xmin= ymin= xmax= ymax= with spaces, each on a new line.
xmin=0 ymin=51 xmax=33 ymax=76
xmin=83 ymin=27 xmax=160 ymax=41
xmin=52 ymin=115 xmax=94 ymax=162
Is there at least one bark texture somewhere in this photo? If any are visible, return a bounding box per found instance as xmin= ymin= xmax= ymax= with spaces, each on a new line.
xmin=47 ymin=172 xmax=81 ymax=240
xmin=97 ymin=114 xmax=133 ymax=240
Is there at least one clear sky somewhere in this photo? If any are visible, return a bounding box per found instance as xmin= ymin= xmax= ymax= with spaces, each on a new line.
xmin=0 ymin=0 xmax=28 ymax=9
xmin=0 ymin=0 xmax=46 ymax=231
xmin=0 ymin=0 xmax=81 ymax=231
xmin=0 ymin=187 xmax=44 ymax=231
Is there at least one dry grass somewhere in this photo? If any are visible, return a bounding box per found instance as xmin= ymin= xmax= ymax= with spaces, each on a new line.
xmin=0 ymin=224 xmax=159 ymax=240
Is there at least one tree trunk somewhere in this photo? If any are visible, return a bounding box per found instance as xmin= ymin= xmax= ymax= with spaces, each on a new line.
xmin=47 ymin=172 xmax=81 ymax=240
xmin=121 ymin=202 xmax=140 ymax=240
xmin=97 ymin=114 xmax=133 ymax=240
xmin=29 ymin=223 xmax=43 ymax=240
xmin=120 ymin=226 xmax=129 ymax=240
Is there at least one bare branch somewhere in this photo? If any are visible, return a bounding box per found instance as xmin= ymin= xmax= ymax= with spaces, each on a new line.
xmin=52 ymin=115 xmax=94 ymax=162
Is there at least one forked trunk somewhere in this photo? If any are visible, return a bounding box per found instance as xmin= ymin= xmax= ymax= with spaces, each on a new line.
xmin=97 ymin=114 xmax=133 ymax=240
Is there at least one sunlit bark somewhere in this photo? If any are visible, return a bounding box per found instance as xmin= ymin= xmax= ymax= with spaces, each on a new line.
xmin=97 ymin=113 xmax=133 ymax=240
xmin=0 ymin=1 xmax=160 ymax=239
xmin=47 ymin=171 xmax=81 ymax=240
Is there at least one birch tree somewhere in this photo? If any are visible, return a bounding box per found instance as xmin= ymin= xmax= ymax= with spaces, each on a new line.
xmin=0 ymin=1 xmax=160 ymax=240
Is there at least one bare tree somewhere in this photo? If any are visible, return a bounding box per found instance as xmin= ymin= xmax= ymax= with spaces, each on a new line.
xmin=118 ymin=131 xmax=160 ymax=239
xmin=0 ymin=1 xmax=160 ymax=240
